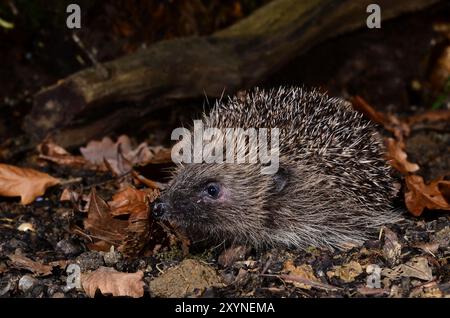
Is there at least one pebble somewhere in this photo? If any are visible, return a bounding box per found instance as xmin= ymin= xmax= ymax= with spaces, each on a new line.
xmin=56 ymin=239 xmax=83 ymax=256
xmin=17 ymin=223 xmax=35 ymax=232
xmin=75 ymin=251 xmax=105 ymax=272
xmin=102 ymin=247 xmax=122 ymax=267
xmin=18 ymin=275 xmax=37 ymax=293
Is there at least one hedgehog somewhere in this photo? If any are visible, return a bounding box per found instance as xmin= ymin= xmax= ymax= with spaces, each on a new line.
xmin=152 ymin=87 xmax=401 ymax=250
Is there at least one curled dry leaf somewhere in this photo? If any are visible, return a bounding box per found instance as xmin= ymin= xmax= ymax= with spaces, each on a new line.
xmin=405 ymin=175 xmax=450 ymax=216
xmin=83 ymin=188 xmax=127 ymax=251
xmin=413 ymin=242 xmax=440 ymax=255
xmin=351 ymin=96 xmax=390 ymax=127
xmin=382 ymin=228 xmax=402 ymax=266
xmin=79 ymin=135 xmax=171 ymax=175
xmin=109 ymin=186 xmax=159 ymax=216
xmin=406 ymin=110 xmax=450 ymax=127
xmin=351 ymin=96 xmax=409 ymax=139
xmin=38 ymin=141 xmax=88 ymax=168
xmin=81 ymin=267 xmax=144 ymax=298
xmin=7 ymin=251 xmax=53 ymax=276
xmin=0 ymin=163 xmax=60 ymax=204
xmin=218 ymin=245 xmax=251 ymax=267
xmin=385 ymin=138 xmax=420 ymax=174
xmin=59 ymin=188 xmax=80 ymax=202
xmin=82 ymin=186 xmax=169 ymax=256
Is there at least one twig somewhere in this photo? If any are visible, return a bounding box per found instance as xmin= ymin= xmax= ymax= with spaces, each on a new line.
xmin=72 ymin=33 xmax=109 ymax=79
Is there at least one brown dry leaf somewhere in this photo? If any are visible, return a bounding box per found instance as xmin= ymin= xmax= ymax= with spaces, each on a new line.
xmin=404 ymin=175 xmax=450 ymax=216
xmin=218 ymin=245 xmax=250 ymax=267
xmin=351 ymin=96 xmax=409 ymax=139
xmin=327 ymin=261 xmax=363 ymax=283
xmin=282 ymin=260 xmax=320 ymax=290
xmin=352 ymin=96 xmax=390 ymax=127
xmin=410 ymin=281 xmax=443 ymax=298
xmin=413 ymin=242 xmax=440 ymax=255
xmin=108 ymin=186 xmax=162 ymax=255
xmin=385 ymin=138 xmax=420 ymax=174
xmin=80 ymin=135 xmax=171 ymax=175
xmin=109 ymin=186 xmax=166 ymax=255
xmin=382 ymin=228 xmax=402 ymax=266
xmin=0 ymin=163 xmax=60 ymax=204
xmin=109 ymin=186 xmax=159 ymax=216
xmin=7 ymin=251 xmax=53 ymax=276
xmin=59 ymin=188 xmax=80 ymax=202
xmin=82 ymin=187 xmax=167 ymax=256
xmin=81 ymin=267 xmax=144 ymax=298
xmin=83 ymin=188 xmax=128 ymax=251
xmin=382 ymin=257 xmax=433 ymax=281
xmin=149 ymin=259 xmax=223 ymax=297
xmin=407 ymin=110 xmax=450 ymax=127
xmin=38 ymin=141 xmax=88 ymax=168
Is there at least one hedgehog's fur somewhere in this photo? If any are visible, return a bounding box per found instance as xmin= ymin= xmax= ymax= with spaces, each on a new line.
xmin=158 ymin=87 xmax=401 ymax=250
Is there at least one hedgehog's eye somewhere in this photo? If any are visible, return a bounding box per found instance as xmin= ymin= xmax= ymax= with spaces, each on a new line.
xmin=205 ymin=183 xmax=220 ymax=199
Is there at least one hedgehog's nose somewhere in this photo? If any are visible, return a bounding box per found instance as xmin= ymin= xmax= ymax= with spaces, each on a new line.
xmin=152 ymin=199 xmax=169 ymax=218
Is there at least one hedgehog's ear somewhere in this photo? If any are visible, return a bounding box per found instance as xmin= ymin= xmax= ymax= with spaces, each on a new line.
xmin=272 ymin=167 xmax=288 ymax=193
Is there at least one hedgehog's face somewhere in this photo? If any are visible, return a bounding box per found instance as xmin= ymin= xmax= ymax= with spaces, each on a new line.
xmin=152 ymin=163 xmax=272 ymax=241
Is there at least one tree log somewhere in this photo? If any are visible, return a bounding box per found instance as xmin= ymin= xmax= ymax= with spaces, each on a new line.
xmin=24 ymin=0 xmax=439 ymax=147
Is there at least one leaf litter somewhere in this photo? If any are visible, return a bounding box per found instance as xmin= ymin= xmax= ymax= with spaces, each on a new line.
xmin=1 ymin=94 xmax=449 ymax=298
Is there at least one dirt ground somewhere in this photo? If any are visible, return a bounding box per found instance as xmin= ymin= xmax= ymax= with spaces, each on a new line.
xmin=0 ymin=1 xmax=449 ymax=298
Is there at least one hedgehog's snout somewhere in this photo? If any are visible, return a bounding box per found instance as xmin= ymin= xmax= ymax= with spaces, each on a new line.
xmin=152 ymin=198 xmax=170 ymax=219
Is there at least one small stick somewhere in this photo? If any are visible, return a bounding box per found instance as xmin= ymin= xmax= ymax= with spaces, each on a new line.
xmin=72 ymin=33 xmax=109 ymax=79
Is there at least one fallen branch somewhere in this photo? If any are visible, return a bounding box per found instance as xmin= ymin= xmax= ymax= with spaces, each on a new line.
xmin=25 ymin=0 xmax=439 ymax=147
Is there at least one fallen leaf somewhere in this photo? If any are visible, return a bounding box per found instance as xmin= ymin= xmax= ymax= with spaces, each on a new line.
xmin=81 ymin=267 xmax=144 ymax=298
xmin=413 ymin=242 xmax=440 ymax=255
xmin=218 ymin=245 xmax=250 ymax=267
xmin=406 ymin=110 xmax=450 ymax=126
xmin=385 ymin=138 xmax=420 ymax=174
xmin=327 ymin=261 xmax=363 ymax=283
xmin=409 ymin=281 xmax=443 ymax=298
xmin=80 ymin=135 xmax=171 ymax=175
xmin=38 ymin=141 xmax=89 ymax=168
xmin=109 ymin=186 xmax=158 ymax=216
xmin=149 ymin=259 xmax=223 ymax=297
xmin=59 ymin=188 xmax=80 ymax=202
xmin=0 ymin=163 xmax=60 ymax=204
xmin=382 ymin=257 xmax=433 ymax=281
xmin=7 ymin=251 xmax=53 ymax=276
xmin=351 ymin=96 xmax=409 ymax=139
xmin=83 ymin=188 xmax=127 ymax=251
xmin=352 ymin=96 xmax=390 ymax=127
xmin=382 ymin=228 xmax=402 ymax=266
xmin=282 ymin=260 xmax=320 ymax=290
xmin=404 ymin=175 xmax=450 ymax=216
xmin=82 ymin=187 xmax=169 ymax=256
